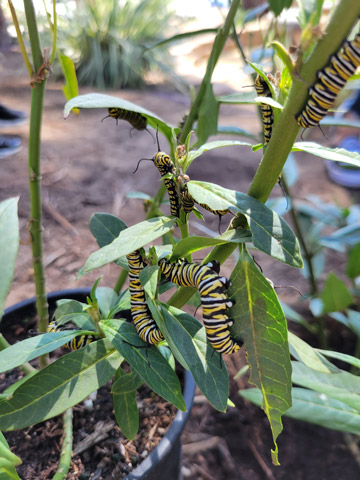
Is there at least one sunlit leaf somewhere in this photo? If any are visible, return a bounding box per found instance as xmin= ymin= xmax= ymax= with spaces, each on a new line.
xmin=64 ymin=93 xmax=176 ymax=143
xmin=82 ymin=217 xmax=176 ymax=274
xmin=293 ymin=142 xmax=360 ymax=168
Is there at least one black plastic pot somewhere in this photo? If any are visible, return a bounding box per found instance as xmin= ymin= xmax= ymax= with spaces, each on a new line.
xmin=2 ymin=289 xmax=196 ymax=480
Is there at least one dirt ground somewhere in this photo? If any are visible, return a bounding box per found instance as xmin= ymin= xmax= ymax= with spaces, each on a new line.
xmin=1 ymin=49 xmax=360 ymax=479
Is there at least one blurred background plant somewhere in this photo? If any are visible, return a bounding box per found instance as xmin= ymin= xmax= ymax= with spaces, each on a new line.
xmin=4 ymin=0 xmax=186 ymax=90
xmin=59 ymin=0 xmax=181 ymax=89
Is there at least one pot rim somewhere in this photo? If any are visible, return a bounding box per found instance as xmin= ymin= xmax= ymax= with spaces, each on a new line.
xmin=2 ymin=288 xmax=196 ymax=479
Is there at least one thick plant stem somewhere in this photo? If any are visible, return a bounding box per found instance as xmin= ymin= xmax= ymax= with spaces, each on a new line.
xmin=178 ymin=0 xmax=241 ymax=144
xmin=53 ymin=408 xmax=73 ymax=480
xmin=24 ymin=1 xmax=49 ymax=369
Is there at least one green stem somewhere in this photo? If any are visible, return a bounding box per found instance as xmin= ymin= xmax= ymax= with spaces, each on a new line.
xmin=114 ymin=268 xmax=128 ymax=295
xmin=0 ymin=334 xmax=36 ymax=375
xmin=24 ymin=0 xmax=49 ymax=368
xmin=178 ymin=0 xmax=241 ymax=144
xmin=53 ymin=408 xmax=73 ymax=480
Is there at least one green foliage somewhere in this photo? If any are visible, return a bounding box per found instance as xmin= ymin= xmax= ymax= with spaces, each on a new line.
xmin=230 ymin=249 xmax=292 ymax=465
xmin=59 ymin=0 xmax=180 ymax=89
xmin=5 ymin=0 xmax=360 ymax=471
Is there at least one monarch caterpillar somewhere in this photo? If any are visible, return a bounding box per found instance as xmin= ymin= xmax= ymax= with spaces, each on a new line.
xmin=47 ymin=321 xmax=97 ymax=350
xmin=153 ymin=152 xmax=180 ymax=217
xmin=159 ymin=258 xmax=241 ymax=354
xmin=255 ymin=74 xmax=274 ymax=145
xmin=297 ymin=32 xmax=360 ymax=128
xmin=103 ymin=107 xmax=148 ymax=130
xmin=127 ymin=250 xmax=164 ymax=344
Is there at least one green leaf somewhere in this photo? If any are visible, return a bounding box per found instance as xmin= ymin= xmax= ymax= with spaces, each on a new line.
xmin=320 ymin=272 xmax=353 ymax=314
xmin=113 ymin=369 xmax=140 ymax=440
xmin=102 ymin=320 xmax=186 ymax=411
xmin=170 ymin=229 xmax=252 ymax=261
xmin=0 ymin=340 xmax=122 ymax=430
xmin=270 ymin=41 xmax=294 ymax=73
xmin=184 ymin=140 xmax=254 ymax=171
xmin=95 ymin=287 xmax=119 ymax=318
xmin=315 ymin=349 xmax=360 ymax=370
xmin=149 ymin=302 xmax=229 ymax=412
xmin=64 ymin=93 xmax=176 ymax=143
xmin=292 ymin=361 xmax=360 ymax=411
xmin=0 ymin=330 xmax=98 ymax=374
xmin=293 ymin=142 xmax=360 ymax=168
xmin=240 ymin=387 xmax=360 ymax=435
xmin=113 ymin=389 xmax=139 ymax=440
xmin=59 ymin=54 xmax=79 ymax=103
xmin=320 ymin=116 xmax=360 ymax=128
xmin=187 ymin=181 xmax=302 ymax=267
xmin=216 ymin=126 xmax=259 ymax=142
xmin=0 ymin=432 xmax=21 ymax=468
xmin=112 ymin=369 xmax=143 ymax=394
xmin=53 ymin=300 xmax=95 ymax=329
xmin=218 ymin=91 xmax=257 ymax=104
xmin=0 ymin=468 xmax=22 ymax=480
xmin=268 ymin=0 xmax=293 ymax=16
xmin=89 ymin=213 xmax=127 ymax=248
xmin=139 ymin=266 xmax=159 ymax=299
xmin=196 ymin=82 xmax=219 ymax=146
xmin=0 ymin=198 xmax=19 ymax=319
xmin=82 ymin=217 xmax=176 ymax=274
xmin=346 ymin=244 xmax=360 ymax=279
xmin=288 ymin=332 xmax=340 ymax=374
xmin=230 ymin=250 xmax=292 ymax=465
xmin=109 ymin=289 xmax=131 ymax=315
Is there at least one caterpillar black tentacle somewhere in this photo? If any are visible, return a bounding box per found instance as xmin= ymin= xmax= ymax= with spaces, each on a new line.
xmin=158 ymin=258 xmax=241 ymax=354
xmin=127 ymin=250 xmax=164 ymax=344
xmin=297 ymin=32 xmax=360 ymax=129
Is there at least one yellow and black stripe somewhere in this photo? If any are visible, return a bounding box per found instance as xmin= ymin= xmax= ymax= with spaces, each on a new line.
xmin=47 ymin=321 xmax=97 ymax=350
xmin=159 ymin=258 xmax=241 ymax=354
xmin=255 ymin=74 xmax=274 ymax=145
xmin=297 ymin=32 xmax=360 ymax=128
xmin=105 ymin=108 xmax=147 ymax=130
xmin=127 ymin=250 xmax=164 ymax=344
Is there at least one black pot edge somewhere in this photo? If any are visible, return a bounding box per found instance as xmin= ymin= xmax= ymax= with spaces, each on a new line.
xmin=3 ymin=288 xmax=196 ymax=479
